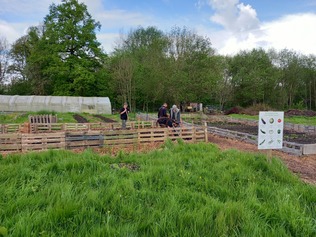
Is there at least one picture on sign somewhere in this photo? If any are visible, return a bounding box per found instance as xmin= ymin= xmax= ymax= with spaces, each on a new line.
xmin=258 ymin=111 xmax=284 ymax=149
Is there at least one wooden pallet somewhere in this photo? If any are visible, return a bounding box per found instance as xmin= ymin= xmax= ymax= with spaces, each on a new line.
xmin=29 ymin=114 xmax=57 ymax=123
xmin=66 ymin=131 xmax=104 ymax=149
xmin=0 ymin=133 xmax=22 ymax=152
xmin=21 ymin=132 xmax=65 ymax=152
xmin=0 ymin=124 xmax=21 ymax=134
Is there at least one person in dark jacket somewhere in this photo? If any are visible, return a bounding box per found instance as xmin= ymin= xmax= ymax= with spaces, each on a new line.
xmin=120 ymin=102 xmax=129 ymax=129
xmin=157 ymin=117 xmax=174 ymax=128
xmin=158 ymin=103 xmax=168 ymax=118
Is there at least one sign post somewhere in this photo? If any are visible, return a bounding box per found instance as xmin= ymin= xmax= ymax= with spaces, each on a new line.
xmin=258 ymin=111 xmax=284 ymax=160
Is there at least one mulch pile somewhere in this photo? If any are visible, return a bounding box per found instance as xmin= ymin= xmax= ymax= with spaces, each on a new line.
xmin=285 ymin=109 xmax=316 ymax=117
xmin=225 ymin=107 xmax=316 ymax=117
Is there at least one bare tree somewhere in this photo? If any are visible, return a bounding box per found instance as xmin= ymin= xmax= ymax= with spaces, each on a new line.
xmin=0 ymin=36 xmax=10 ymax=84
xmin=112 ymin=55 xmax=134 ymax=111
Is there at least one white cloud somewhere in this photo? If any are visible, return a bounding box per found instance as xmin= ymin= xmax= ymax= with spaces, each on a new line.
xmin=204 ymin=0 xmax=316 ymax=55
xmin=0 ymin=20 xmax=31 ymax=45
xmin=215 ymin=13 xmax=316 ymax=55
xmin=260 ymin=13 xmax=316 ymax=55
xmin=97 ymin=32 xmax=121 ymax=54
xmin=208 ymin=0 xmax=260 ymax=33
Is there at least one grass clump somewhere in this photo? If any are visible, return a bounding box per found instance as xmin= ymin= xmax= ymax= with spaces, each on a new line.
xmin=0 ymin=143 xmax=315 ymax=236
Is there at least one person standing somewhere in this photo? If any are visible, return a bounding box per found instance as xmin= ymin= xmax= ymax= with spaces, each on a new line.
xmin=120 ymin=102 xmax=129 ymax=129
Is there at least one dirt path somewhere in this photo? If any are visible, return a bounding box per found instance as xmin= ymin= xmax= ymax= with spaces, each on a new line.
xmin=208 ymin=134 xmax=316 ymax=185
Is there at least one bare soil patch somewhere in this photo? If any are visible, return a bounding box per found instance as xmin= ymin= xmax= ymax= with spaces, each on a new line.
xmin=73 ymin=114 xmax=88 ymax=123
xmin=93 ymin=115 xmax=116 ymax=123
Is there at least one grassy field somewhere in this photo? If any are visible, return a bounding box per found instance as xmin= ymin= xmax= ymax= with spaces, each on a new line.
xmin=1 ymin=141 xmax=315 ymax=236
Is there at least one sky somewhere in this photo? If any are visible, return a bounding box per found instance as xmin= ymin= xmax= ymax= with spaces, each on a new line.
xmin=1 ymin=0 xmax=316 ymax=55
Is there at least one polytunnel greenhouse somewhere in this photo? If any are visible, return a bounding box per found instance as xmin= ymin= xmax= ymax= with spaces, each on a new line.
xmin=0 ymin=95 xmax=112 ymax=114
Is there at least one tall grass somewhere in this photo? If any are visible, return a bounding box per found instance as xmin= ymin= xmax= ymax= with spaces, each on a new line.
xmin=0 ymin=141 xmax=315 ymax=236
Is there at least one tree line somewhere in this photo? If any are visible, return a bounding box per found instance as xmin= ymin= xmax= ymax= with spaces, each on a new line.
xmin=1 ymin=0 xmax=316 ymax=112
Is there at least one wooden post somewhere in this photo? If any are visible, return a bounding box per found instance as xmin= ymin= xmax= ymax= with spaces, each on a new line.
xmin=204 ymin=121 xmax=208 ymax=142
xmin=192 ymin=127 xmax=196 ymax=143
xmin=266 ymin=149 xmax=272 ymax=162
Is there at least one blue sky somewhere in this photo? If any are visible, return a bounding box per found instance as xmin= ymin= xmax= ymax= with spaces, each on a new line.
xmin=1 ymin=0 xmax=316 ymax=55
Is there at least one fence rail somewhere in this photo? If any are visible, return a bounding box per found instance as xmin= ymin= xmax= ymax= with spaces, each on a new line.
xmin=0 ymin=121 xmax=159 ymax=134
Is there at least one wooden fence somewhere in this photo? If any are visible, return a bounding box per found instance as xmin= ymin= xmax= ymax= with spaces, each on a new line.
xmin=0 ymin=121 xmax=158 ymax=134
xmin=0 ymin=126 xmax=207 ymax=154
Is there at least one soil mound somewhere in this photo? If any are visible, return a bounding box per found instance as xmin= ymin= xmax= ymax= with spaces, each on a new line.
xmin=285 ymin=109 xmax=316 ymax=117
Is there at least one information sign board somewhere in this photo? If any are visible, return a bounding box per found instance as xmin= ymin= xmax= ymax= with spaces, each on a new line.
xmin=258 ymin=111 xmax=284 ymax=149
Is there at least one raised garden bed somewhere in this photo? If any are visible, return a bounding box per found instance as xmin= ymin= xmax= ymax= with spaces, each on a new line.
xmin=207 ymin=122 xmax=316 ymax=144
xmin=73 ymin=114 xmax=88 ymax=123
xmin=93 ymin=114 xmax=116 ymax=123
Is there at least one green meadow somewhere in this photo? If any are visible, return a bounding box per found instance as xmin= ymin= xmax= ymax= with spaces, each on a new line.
xmin=0 ymin=141 xmax=316 ymax=236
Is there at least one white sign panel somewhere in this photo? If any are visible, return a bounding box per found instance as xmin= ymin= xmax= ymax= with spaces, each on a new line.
xmin=258 ymin=111 xmax=284 ymax=149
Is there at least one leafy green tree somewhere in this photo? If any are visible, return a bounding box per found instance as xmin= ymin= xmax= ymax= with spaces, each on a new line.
xmin=113 ymin=26 xmax=169 ymax=111
xmin=166 ymin=26 xmax=216 ymax=106
xmin=6 ymin=78 xmax=33 ymax=95
xmin=212 ymin=56 xmax=233 ymax=110
xmin=25 ymin=26 xmax=54 ymax=95
xmin=25 ymin=0 xmax=107 ymax=96
xmin=112 ymin=26 xmax=217 ymax=111
xmin=274 ymin=49 xmax=306 ymax=109
xmin=8 ymin=35 xmax=30 ymax=82
xmin=301 ymin=55 xmax=316 ymax=110
xmin=228 ymin=48 xmax=277 ymax=107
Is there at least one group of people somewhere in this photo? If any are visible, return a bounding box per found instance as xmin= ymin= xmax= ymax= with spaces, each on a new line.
xmin=157 ymin=103 xmax=181 ymax=128
xmin=119 ymin=102 xmax=181 ymax=129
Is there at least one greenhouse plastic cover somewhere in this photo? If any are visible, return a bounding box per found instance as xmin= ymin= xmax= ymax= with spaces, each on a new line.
xmin=0 ymin=95 xmax=112 ymax=114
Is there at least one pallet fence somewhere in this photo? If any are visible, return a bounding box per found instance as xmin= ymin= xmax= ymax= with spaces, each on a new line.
xmin=0 ymin=126 xmax=207 ymax=154
xmin=22 ymin=132 xmax=66 ymax=152
xmin=1 ymin=120 xmax=159 ymax=134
